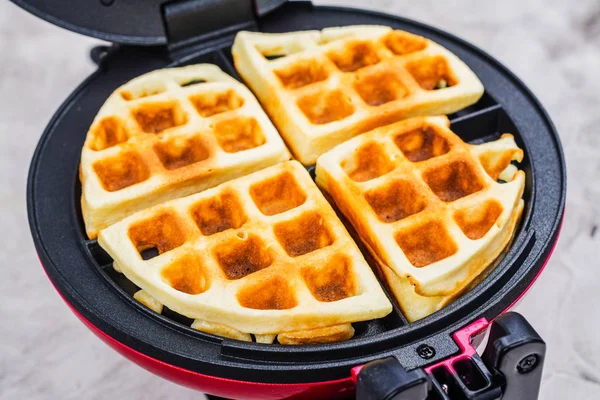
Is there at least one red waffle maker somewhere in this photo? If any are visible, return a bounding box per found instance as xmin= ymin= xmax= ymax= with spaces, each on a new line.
xmin=18 ymin=0 xmax=565 ymax=399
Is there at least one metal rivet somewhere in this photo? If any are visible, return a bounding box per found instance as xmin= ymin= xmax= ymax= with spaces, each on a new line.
xmin=416 ymin=344 xmax=436 ymax=359
xmin=517 ymin=354 xmax=539 ymax=374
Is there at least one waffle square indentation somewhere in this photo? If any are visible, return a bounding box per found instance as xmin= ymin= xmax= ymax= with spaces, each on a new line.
xmin=394 ymin=125 xmax=450 ymax=162
xmin=128 ymin=211 xmax=186 ymax=256
xmin=365 ymin=180 xmax=427 ymax=223
xmin=93 ymin=150 xmax=150 ymax=192
xmin=250 ymin=172 xmax=306 ymax=216
xmin=340 ymin=141 xmax=394 ymax=182
xmin=354 ymin=70 xmax=409 ymax=106
xmin=274 ymin=59 xmax=329 ymax=89
xmin=297 ymin=90 xmax=354 ymax=125
xmin=302 ymin=254 xmax=356 ymax=302
xmin=328 ymin=41 xmax=381 ymax=72
xmin=191 ymin=190 xmax=247 ymax=236
xmin=154 ymin=135 xmax=210 ymax=170
xmin=274 ymin=211 xmax=334 ymax=257
xmin=213 ymin=234 xmax=272 ymax=280
xmin=454 ymin=200 xmax=503 ymax=240
xmin=236 ymin=275 xmax=298 ymax=310
xmin=383 ymin=31 xmax=428 ymax=56
xmin=406 ymin=56 xmax=458 ymax=90
xmin=423 ymin=160 xmax=484 ymax=202
xmin=161 ymin=254 xmax=210 ymax=295
xmin=132 ymin=101 xmax=188 ymax=134
xmin=395 ymin=220 xmax=458 ymax=267
xmin=189 ymin=90 xmax=244 ymax=117
xmin=87 ymin=116 xmax=129 ymax=151
xmin=213 ymin=116 xmax=266 ymax=153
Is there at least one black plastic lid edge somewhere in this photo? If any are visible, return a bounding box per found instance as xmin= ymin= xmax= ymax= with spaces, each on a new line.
xmin=10 ymin=0 xmax=290 ymax=46
xmin=10 ymin=0 xmax=164 ymax=45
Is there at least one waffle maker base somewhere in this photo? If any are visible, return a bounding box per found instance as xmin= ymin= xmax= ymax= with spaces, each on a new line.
xmin=26 ymin=2 xmax=565 ymax=399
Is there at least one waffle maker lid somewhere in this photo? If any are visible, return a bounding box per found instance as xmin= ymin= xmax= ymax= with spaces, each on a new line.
xmin=11 ymin=0 xmax=287 ymax=44
xmin=20 ymin=0 xmax=566 ymax=396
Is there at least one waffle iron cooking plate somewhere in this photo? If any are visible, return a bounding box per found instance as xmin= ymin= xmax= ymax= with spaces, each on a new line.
xmin=17 ymin=1 xmax=565 ymax=398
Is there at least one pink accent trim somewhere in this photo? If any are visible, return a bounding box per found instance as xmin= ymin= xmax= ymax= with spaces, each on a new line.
xmin=424 ymin=318 xmax=489 ymax=374
xmin=350 ymin=365 xmax=364 ymax=384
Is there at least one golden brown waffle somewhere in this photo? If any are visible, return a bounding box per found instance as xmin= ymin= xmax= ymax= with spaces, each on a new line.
xmin=80 ymin=64 xmax=290 ymax=239
xmin=232 ymin=25 xmax=484 ymax=165
xmin=316 ymin=116 xmax=525 ymax=322
xmin=98 ymin=161 xmax=392 ymax=344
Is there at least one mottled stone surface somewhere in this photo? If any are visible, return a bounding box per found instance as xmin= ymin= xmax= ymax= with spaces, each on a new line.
xmin=1 ymin=0 xmax=598 ymax=399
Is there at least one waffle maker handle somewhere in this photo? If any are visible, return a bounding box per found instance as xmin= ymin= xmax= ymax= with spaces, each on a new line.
xmin=354 ymin=312 xmax=545 ymax=400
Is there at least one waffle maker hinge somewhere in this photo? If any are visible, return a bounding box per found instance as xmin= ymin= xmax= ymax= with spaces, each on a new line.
xmin=355 ymin=312 xmax=545 ymax=400
xmin=160 ymin=0 xmax=289 ymax=58
xmin=162 ymin=0 xmax=254 ymax=54
xmin=88 ymin=0 xmax=291 ymax=67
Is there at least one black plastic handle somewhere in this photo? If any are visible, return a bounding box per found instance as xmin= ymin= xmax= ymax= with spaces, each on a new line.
xmin=356 ymin=312 xmax=545 ymax=400
xmin=482 ymin=313 xmax=546 ymax=399
xmin=356 ymin=358 xmax=430 ymax=400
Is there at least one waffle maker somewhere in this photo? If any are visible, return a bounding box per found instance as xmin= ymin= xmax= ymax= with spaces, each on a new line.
xmin=18 ymin=0 xmax=566 ymax=399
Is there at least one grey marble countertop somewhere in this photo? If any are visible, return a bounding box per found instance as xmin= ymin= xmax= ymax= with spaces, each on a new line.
xmin=1 ymin=1 xmax=598 ymax=398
